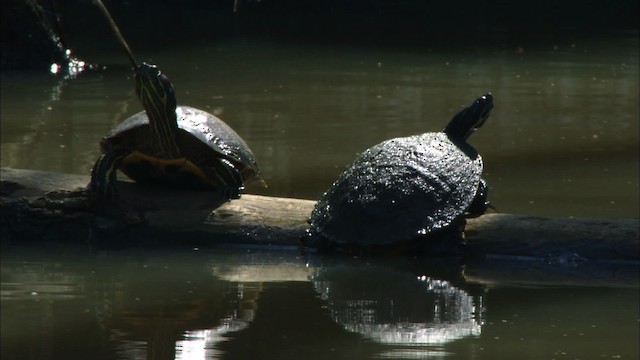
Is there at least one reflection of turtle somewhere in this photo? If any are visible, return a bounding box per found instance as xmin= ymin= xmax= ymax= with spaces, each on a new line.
xmin=311 ymin=264 xmax=483 ymax=345
xmin=89 ymin=2 xmax=263 ymax=201
xmin=306 ymin=94 xmax=494 ymax=252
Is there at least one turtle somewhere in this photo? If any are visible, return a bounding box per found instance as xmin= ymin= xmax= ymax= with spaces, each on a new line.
xmin=305 ymin=93 xmax=494 ymax=253
xmin=89 ymin=62 xmax=264 ymax=200
xmin=89 ymin=1 xmax=263 ymax=200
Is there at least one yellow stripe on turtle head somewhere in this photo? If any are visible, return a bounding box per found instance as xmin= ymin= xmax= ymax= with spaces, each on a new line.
xmin=135 ymin=63 xmax=176 ymax=123
xmin=134 ymin=62 xmax=181 ymax=158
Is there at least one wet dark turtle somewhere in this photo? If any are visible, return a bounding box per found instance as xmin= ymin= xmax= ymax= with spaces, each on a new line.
xmin=306 ymin=93 xmax=494 ymax=252
xmin=89 ymin=1 xmax=263 ymax=200
xmin=90 ymin=63 xmax=264 ymax=200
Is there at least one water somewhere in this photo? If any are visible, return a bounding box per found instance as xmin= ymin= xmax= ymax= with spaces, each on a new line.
xmin=1 ymin=33 xmax=639 ymax=359
xmin=1 ymin=248 xmax=638 ymax=360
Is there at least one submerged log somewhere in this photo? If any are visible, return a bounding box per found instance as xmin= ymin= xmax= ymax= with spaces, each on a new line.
xmin=1 ymin=167 xmax=638 ymax=263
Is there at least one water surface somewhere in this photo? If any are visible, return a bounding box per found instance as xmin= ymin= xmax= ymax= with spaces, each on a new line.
xmin=1 ymin=34 xmax=639 ymax=360
xmin=1 ymin=248 xmax=638 ymax=360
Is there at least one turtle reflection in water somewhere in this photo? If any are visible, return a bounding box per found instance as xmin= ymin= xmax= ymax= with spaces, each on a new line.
xmin=306 ymin=93 xmax=494 ymax=253
xmin=311 ymin=264 xmax=483 ymax=345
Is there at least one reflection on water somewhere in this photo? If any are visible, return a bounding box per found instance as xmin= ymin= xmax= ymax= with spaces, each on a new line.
xmin=174 ymin=315 xmax=252 ymax=359
xmin=312 ymin=264 xmax=483 ymax=348
xmin=1 ymin=35 xmax=638 ymax=218
xmin=0 ymin=249 xmax=261 ymax=359
xmin=1 ymin=248 xmax=638 ymax=360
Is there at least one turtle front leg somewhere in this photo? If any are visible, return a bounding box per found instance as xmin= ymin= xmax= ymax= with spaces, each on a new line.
xmin=90 ymin=149 xmax=132 ymax=200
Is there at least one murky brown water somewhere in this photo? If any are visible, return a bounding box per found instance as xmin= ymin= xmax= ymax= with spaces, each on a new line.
xmin=1 ymin=248 xmax=638 ymax=360
xmin=1 ymin=33 xmax=639 ymax=360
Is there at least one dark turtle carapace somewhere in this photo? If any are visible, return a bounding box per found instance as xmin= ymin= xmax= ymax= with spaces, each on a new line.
xmin=306 ymin=93 xmax=494 ymax=253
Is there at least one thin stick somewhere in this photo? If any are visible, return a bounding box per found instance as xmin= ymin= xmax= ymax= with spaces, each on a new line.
xmin=93 ymin=0 xmax=138 ymax=69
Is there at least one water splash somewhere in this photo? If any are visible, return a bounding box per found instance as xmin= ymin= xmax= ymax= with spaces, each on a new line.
xmin=26 ymin=0 xmax=95 ymax=78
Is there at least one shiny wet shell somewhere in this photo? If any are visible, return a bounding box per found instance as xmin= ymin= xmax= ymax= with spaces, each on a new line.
xmin=308 ymin=132 xmax=482 ymax=246
xmin=101 ymin=105 xmax=261 ymax=185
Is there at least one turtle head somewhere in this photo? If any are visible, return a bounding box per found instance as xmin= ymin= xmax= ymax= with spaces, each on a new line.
xmin=134 ymin=62 xmax=181 ymax=157
xmin=444 ymin=93 xmax=493 ymax=141
xmin=134 ymin=62 xmax=178 ymax=123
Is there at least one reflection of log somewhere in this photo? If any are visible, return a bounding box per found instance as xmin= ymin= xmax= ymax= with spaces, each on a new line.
xmin=1 ymin=167 xmax=638 ymax=262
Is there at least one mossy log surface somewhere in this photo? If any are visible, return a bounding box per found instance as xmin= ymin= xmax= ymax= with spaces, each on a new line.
xmin=1 ymin=167 xmax=638 ymax=263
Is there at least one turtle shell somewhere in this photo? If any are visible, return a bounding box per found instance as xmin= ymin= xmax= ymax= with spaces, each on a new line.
xmin=308 ymin=132 xmax=482 ymax=246
xmin=100 ymin=105 xmax=262 ymax=189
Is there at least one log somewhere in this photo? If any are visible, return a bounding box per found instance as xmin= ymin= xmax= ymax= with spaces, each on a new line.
xmin=1 ymin=167 xmax=638 ymax=264
xmin=0 ymin=167 xmax=314 ymax=248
